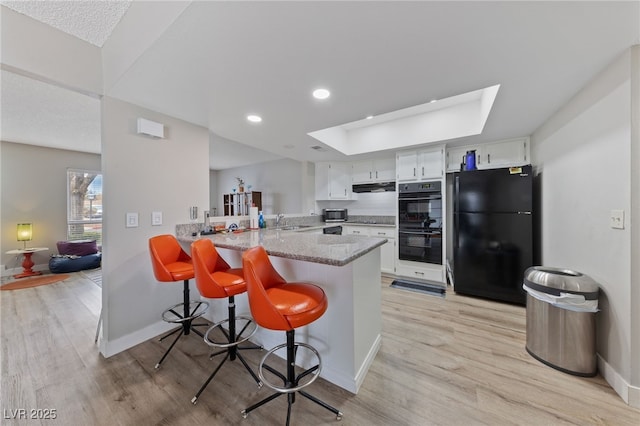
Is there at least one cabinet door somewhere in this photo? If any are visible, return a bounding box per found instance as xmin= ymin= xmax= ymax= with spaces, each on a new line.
xmin=373 ymin=158 xmax=396 ymax=182
xmin=369 ymin=227 xmax=396 ymax=274
xmin=419 ymin=147 xmax=444 ymax=179
xmin=446 ymin=146 xmax=470 ymax=173
xmin=328 ymin=163 xmax=351 ymax=199
xmin=352 ymin=160 xmax=373 ymax=184
xmin=478 ymin=139 xmax=529 ymax=169
xmin=380 ymin=239 xmax=395 ymax=274
xmin=396 ymin=151 xmax=418 ymax=181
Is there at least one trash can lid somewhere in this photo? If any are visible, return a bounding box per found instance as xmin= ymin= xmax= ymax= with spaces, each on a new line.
xmin=524 ymin=266 xmax=599 ymax=299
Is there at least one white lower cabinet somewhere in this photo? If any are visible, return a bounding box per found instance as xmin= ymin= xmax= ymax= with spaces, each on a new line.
xmin=342 ymin=225 xmax=396 ymax=274
xmin=395 ymin=260 xmax=445 ymax=283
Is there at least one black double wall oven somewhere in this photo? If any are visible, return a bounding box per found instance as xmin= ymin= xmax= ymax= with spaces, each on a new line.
xmin=398 ymin=181 xmax=443 ymax=265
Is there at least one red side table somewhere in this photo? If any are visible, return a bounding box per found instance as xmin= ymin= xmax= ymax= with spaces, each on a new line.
xmin=6 ymin=248 xmax=48 ymax=278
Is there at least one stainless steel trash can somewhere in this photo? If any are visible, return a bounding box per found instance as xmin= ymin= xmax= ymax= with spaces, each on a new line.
xmin=523 ymin=266 xmax=599 ymax=377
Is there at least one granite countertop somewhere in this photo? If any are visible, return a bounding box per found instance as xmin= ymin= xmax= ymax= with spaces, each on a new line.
xmin=177 ymin=229 xmax=386 ymax=267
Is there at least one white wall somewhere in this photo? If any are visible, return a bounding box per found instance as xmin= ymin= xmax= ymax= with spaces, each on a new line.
xmin=215 ymin=158 xmax=307 ymax=215
xmin=208 ymin=169 xmax=219 ymax=215
xmin=531 ymin=48 xmax=638 ymax=405
xmin=101 ymin=96 xmax=209 ymax=355
xmin=629 ymin=45 xmax=640 ymax=405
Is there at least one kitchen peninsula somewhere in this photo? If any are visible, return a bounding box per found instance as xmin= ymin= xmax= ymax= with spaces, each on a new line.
xmin=177 ymin=228 xmax=385 ymax=394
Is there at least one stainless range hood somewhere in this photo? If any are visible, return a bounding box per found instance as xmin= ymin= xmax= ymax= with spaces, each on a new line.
xmin=352 ymin=182 xmax=396 ymax=193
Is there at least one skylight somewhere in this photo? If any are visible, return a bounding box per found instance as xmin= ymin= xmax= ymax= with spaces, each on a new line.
xmin=308 ymin=85 xmax=500 ymax=156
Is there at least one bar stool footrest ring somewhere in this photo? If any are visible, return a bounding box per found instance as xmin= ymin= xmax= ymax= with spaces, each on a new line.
xmin=203 ymin=315 xmax=258 ymax=348
xmin=258 ymin=342 xmax=322 ymax=393
xmin=161 ymin=301 xmax=209 ymax=323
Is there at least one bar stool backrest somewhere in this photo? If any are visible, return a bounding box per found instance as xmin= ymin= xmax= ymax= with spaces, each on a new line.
xmin=149 ymin=234 xmax=193 ymax=282
xmin=242 ymin=246 xmax=290 ymax=330
xmin=191 ymin=238 xmax=240 ymax=299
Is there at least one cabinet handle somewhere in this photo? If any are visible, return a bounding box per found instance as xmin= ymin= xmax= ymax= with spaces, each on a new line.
xmin=354 ymin=230 xmax=360 ymax=234
xmin=415 ymin=271 xmax=424 ymax=276
xmin=344 ymin=188 xmax=347 ymax=196
xmin=422 ymin=166 xmax=424 ymax=176
xmin=488 ymin=153 xmax=491 ymax=164
xmin=369 ymin=171 xmax=372 ymax=179
xmin=375 ymin=171 xmax=378 ymax=179
xmin=377 ymin=232 xmax=385 ymax=235
xmin=413 ymin=168 xmax=416 ymax=177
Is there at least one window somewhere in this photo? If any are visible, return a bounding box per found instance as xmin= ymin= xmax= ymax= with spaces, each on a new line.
xmin=67 ymin=169 xmax=102 ymax=245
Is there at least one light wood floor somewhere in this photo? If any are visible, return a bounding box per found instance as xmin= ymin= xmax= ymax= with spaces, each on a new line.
xmin=1 ymin=273 xmax=638 ymax=425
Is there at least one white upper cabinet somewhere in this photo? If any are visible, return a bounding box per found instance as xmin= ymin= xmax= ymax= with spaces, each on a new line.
xmin=396 ymin=145 xmax=444 ymax=181
xmin=396 ymin=151 xmax=419 ymax=181
xmin=315 ymin=162 xmax=355 ymax=200
xmin=446 ymin=146 xmax=473 ymax=173
xmin=446 ymin=138 xmax=530 ymax=173
xmin=352 ymin=158 xmax=395 ymax=184
xmin=418 ymin=147 xmax=444 ymax=179
xmin=477 ymin=138 xmax=529 ymax=169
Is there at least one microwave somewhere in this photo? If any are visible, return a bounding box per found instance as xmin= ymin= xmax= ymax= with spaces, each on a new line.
xmin=322 ymin=208 xmax=348 ymax=222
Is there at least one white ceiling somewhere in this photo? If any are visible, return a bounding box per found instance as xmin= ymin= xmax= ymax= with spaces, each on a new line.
xmin=0 ymin=0 xmax=131 ymax=47
xmin=2 ymin=1 xmax=639 ymax=170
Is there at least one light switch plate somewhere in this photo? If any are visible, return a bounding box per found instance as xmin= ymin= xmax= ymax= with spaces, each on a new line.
xmin=126 ymin=212 xmax=139 ymax=228
xmin=610 ymin=209 xmax=624 ymax=229
xmin=152 ymin=211 xmax=163 ymax=226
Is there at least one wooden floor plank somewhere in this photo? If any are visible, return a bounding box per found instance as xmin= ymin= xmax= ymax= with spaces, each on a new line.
xmin=1 ymin=272 xmax=638 ymax=425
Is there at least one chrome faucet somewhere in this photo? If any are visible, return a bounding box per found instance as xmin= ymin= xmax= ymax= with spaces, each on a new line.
xmin=276 ymin=213 xmax=285 ymax=228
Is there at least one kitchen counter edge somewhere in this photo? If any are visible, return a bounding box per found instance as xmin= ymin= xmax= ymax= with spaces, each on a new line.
xmin=177 ymin=229 xmax=386 ymax=267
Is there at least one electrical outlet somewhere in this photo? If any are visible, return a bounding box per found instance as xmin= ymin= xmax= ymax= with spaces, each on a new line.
xmin=610 ymin=209 xmax=624 ymax=229
xmin=152 ymin=211 xmax=163 ymax=226
xmin=126 ymin=212 xmax=139 ymax=228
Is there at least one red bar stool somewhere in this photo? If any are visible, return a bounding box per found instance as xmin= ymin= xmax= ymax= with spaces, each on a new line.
xmin=240 ymin=246 xmax=343 ymax=425
xmin=149 ymin=235 xmax=209 ymax=369
xmin=190 ymin=239 xmax=262 ymax=404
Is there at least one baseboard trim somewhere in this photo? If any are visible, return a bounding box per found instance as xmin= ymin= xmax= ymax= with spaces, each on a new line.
xmin=100 ymin=320 xmax=174 ymax=358
xmin=353 ymin=333 xmax=382 ymax=393
xmin=597 ymin=354 xmax=640 ymax=408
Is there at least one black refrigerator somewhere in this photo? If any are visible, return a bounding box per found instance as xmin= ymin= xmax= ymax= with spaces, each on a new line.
xmin=453 ymin=165 xmax=533 ymax=305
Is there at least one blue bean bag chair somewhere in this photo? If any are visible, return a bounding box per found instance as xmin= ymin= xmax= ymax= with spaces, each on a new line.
xmin=49 ymin=240 xmax=102 ymax=273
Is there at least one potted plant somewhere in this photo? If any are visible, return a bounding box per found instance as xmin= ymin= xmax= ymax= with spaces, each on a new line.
xmin=236 ymin=177 xmax=245 ymax=193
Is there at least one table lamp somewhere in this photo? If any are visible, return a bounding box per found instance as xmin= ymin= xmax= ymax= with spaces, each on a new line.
xmin=17 ymin=223 xmax=33 ymax=249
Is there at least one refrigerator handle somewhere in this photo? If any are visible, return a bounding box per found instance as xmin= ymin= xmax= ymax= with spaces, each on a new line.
xmin=454 ymin=175 xmax=460 ymax=249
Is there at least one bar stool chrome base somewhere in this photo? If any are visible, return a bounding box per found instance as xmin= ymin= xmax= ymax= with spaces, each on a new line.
xmin=241 ymin=329 xmax=343 ymax=424
xmin=191 ymin=298 xmax=263 ymax=404
xmin=155 ymin=285 xmax=210 ymax=369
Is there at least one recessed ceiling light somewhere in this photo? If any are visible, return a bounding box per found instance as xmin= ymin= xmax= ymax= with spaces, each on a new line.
xmin=366 ymin=115 xmax=374 ymax=120
xmin=247 ymin=114 xmax=262 ymax=123
xmin=430 ymin=99 xmax=437 ymax=103
xmin=312 ymin=88 xmax=331 ymax=100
